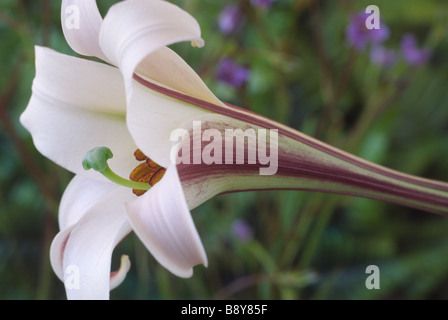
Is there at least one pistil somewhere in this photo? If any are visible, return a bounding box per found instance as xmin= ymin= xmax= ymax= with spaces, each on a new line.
xmin=82 ymin=147 xmax=151 ymax=192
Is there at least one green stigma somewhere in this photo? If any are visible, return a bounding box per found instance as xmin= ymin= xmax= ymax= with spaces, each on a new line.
xmin=82 ymin=147 xmax=151 ymax=191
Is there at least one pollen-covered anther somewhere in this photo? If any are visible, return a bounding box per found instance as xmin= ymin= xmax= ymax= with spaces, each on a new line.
xmin=130 ymin=149 xmax=167 ymax=196
xmin=134 ymin=149 xmax=148 ymax=161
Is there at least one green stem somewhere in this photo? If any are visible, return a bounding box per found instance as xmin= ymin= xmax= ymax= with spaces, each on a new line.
xmin=100 ymin=167 xmax=151 ymax=191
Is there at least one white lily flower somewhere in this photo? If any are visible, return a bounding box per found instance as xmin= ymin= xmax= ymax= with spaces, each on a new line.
xmin=20 ymin=0 xmax=448 ymax=300
xmin=23 ymin=0 xmax=212 ymax=300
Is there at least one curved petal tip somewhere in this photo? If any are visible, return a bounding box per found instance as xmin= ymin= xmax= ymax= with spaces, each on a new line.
xmin=110 ymin=255 xmax=131 ymax=290
xmin=61 ymin=0 xmax=109 ymax=61
xmin=99 ymin=0 xmax=204 ymax=82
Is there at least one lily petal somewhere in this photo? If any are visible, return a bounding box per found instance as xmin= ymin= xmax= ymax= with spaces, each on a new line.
xmin=57 ymin=174 xmax=135 ymax=230
xmin=50 ymin=225 xmax=75 ymax=283
xmin=137 ymin=47 xmax=222 ymax=106
xmin=98 ymin=0 xmax=206 ymax=94
xmin=20 ymin=47 xmax=139 ymax=180
xmin=126 ymin=164 xmax=207 ymax=278
xmin=127 ymin=77 xmax=212 ymax=168
xmin=177 ymin=113 xmax=448 ymax=214
xmin=50 ymin=226 xmax=132 ymax=292
xmin=61 ymin=0 xmax=109 ymax=61
xmin=50 ymin=175 xmax=134 ymax=300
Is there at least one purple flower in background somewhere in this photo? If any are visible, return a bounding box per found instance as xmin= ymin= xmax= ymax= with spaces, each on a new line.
xmin=370 ymin=46 xmax=397 ymax=67
xmin=346 ymin=12 xmax=390 ymax=51
xmin=231 ymin=219 xmax=253 ymax=242
xmin=251 ymin=0 xmax=277 ymax=10
xmin=401 ymin=34 xmax=431 ymax=66
xmin=216 ymin=58 xmax=250 ymax=88
xmin=218 ymin=4 xmax=244 ymax=35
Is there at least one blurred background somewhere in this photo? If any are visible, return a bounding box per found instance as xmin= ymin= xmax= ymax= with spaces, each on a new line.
xmin=1 ymin=0 xmax=448 ymax=300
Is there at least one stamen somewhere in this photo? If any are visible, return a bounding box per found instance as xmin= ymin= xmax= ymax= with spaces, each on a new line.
xmin=134 ymin=149 xmax=148 ymax=161
xmin=130 ymin=149 xmax=166 ymax=196
xmin=82 ymin=147 xmax=151 ymax=192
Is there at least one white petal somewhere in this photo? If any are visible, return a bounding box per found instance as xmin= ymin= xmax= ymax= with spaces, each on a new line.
xmin=50 ymin=224 xmax=76 ymax=282
xmin=134 ymin=46 xmax=222 ymax=106
xmin=58 ymin=175 xmax=130 ymax=230
xmin=50 ymin=223 xmax=131 ymax=294
xmin=125 ymin=164 xmax=207 ymax=278
xmin=127 ymin=78 xmax=212 ymax=168
xmin=50 ymin=175 xmax=135 ymax=300
xmin=20 ymin=47 xmax=139 ymax=180
xmin=61 ymin=0 xmax=109 ymax=61
xmin=98 ymin=0 xmax=205 ymax=93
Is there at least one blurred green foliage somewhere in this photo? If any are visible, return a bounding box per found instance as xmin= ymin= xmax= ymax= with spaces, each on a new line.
xmin=1 ymin=0 xmax=448 ymax=300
